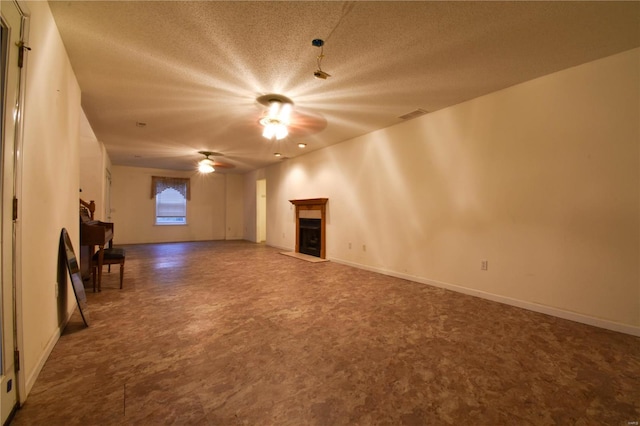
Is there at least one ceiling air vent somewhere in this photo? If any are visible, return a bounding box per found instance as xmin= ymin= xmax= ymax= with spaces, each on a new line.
xmin=399 ymin=109 xmax=428 ymax=120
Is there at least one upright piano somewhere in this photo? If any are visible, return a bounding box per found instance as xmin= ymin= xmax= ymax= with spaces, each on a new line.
xmin=80 ymin=203 xmax=114 ymax=291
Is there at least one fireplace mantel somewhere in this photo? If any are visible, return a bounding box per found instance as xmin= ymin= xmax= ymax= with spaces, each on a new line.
xmin=289 ymin=198 xmax=328 ymax=258
xmin=289 ymin=198 xmax=328 ymax=207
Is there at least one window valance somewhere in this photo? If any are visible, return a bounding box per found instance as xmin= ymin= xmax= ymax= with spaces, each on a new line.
xmin=151 ymin=176 xmax=191 ymax=200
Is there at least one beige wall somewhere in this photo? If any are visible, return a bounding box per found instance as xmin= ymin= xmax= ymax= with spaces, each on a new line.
xmin=257 ymin=48 xmax=640 ymax=332
xmin=243 ymin=168 xmax=266 ymax=242
xmin=19 ymin=1 xmax=82 ymax=396
xmin=225 ymin=174 xmax=245 ymax=240
xmin=111 ymin=166 xmax=243 ymax=244
xmin=79 ymin=110 xmax=111 ymax=221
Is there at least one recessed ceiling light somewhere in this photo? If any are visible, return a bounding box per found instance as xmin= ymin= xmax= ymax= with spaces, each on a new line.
xmin=274 ymin=153 xmax=281 ymax=157
xmin=298 ymin=143 xmax=307 ymax=148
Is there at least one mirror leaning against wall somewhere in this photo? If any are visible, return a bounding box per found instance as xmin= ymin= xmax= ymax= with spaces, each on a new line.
xmin=60 ymin=228 xmax=90 ymax=327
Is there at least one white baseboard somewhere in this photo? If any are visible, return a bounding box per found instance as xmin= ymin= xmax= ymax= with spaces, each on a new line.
xmin=23 ymin=308 xmax=74 ymax=399
xmin=328 ymin=257 xmax=640 ymax=337
xmin=268 ymin=243 xmax=292 ymax=252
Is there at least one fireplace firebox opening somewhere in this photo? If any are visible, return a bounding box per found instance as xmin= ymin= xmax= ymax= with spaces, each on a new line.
xmin=299 ymin=218 xmax=321 ymax=257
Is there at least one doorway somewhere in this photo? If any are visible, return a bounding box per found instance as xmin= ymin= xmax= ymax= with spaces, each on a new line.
xmin=256 ymin=179 xmax=266 ymax=243
xmin=104 ymin=168 xmax=112 ymax=221
xmin=0 ymin=0 xmax=27 ymax=422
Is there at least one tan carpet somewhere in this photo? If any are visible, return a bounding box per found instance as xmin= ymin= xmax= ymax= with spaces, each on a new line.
xmin=11 ymin=241 xmax=640 ymax=425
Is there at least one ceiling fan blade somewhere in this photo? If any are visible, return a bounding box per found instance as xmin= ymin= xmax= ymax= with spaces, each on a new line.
xmin=212 ymin=161 xmax=235 ymax=169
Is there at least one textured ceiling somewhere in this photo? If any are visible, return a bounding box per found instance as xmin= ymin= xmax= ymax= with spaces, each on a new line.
xmin=49 ymin=1 xmax=640 ymax=174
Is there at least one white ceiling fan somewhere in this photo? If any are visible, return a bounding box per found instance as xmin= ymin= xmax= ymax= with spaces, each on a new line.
xmin=197 ymin=151 xmax=235 ymax=174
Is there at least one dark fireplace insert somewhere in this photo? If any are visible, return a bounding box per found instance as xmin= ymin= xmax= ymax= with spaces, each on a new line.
xmin=299 ymin=218 xmax=321 ymax=257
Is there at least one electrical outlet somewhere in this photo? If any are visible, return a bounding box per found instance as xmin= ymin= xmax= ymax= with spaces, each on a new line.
xmin=362 ymin=244 xmax=367 ymax=252
xmin=481 ymin=260 xmax=488 ymax=271
xmin=348 ymin=242 xmax=352 ymax=249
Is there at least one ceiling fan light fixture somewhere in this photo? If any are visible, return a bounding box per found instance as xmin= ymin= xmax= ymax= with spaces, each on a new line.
xmin=259 ymin=97 xmax=293 ymax=140
xmin=262 ymin=121 xmax=288 ymax=140
xmin=197 ymin=151 xmax=217 ymax=173
xmin=198 ymin=158 xmax=215 ymax=173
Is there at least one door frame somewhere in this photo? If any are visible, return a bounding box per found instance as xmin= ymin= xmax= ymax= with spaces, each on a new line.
xmin=256 ymin=179 xmax=266 ymax=243
xmin=12 ymin=0 xmax=29 ymax=407
xmin=0 ymin=1 xmax=29 ymax=419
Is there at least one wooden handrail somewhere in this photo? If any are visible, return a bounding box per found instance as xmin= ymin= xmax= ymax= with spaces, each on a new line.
xmin=80 ymin=198 xmax=96 ymax=220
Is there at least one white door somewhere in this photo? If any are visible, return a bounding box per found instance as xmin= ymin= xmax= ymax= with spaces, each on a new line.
xmin=256 ymin=179 xmax=266 ymax=243
xmin=0 ymin=0 xmax=26 ymax=422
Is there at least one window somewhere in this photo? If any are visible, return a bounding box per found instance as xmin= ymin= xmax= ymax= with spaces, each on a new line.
xmin=156 ymin=188 xmax=187 ymax=225
xmin=151 ymin=176 xmax=190 ymax=225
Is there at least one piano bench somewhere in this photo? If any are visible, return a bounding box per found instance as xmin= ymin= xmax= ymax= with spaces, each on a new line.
xmin=92 ymin=248 xmax=126 ymax=292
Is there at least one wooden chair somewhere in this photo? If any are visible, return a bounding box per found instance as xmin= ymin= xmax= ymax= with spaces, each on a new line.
xmin=91 ymin=248 xmax=126 ymax=292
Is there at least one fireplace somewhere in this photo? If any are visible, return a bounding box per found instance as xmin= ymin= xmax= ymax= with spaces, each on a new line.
xmin=299 ymin=218 xmax=321 ymax=257
xmin=289 ymin=198 xmax=328 ymax=259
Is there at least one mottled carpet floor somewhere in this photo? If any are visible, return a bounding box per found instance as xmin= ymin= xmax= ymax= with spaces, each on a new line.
xmin=11 ymin=241 xmax=640 ymax=425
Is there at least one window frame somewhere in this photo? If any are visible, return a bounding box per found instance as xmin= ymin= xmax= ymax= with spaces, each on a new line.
xmin=151 ymin=176 xmax=190 ymax=226
xmin=155 ymin=187 xmax=187 ymax=226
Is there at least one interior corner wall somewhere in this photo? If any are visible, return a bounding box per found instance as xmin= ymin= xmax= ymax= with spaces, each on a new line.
xmin=79 ymin=109 xmax=108 ymax=220
xmin=225 ymin=174 xmax=244 ymax=240
xmin=262 ymin=48 xmax=640 ymax=332
xmin=102 ymin=144 xmax=113 ymax=220
xmin=110 ymin=165 xmax=243 ymax=244
xmin=19 ymin=1 xmax=82 ymax=397
xmin=242 ymin=168 xmax=266 ymax=242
